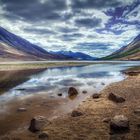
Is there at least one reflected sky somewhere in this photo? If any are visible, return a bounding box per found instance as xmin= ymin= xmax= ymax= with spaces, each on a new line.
xmin=0 ymin=61 xmax=140 ymax=103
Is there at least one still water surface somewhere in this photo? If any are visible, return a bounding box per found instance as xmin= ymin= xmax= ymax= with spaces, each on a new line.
xmin=0 ymin=61 xmax=140 ymax=105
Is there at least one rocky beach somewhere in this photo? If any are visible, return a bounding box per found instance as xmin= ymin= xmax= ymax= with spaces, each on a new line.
xmin=0 ymin=67 xmax=140 ymax=140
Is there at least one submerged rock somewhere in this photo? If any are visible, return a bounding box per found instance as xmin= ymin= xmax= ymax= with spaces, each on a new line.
xmin=68 ymin=87 xmax=78 ymax=96
xmin=92 ymin=93 xmax=100 ymax=99
xmin=108 ymin=93 xmax=125 ymax=103
xmin=71 ymin=110 xmax=83 ymax=117
xmin=101 ymin=82 xmax=105 ymax=85
xmin=38 ymin=132 xmax=49 ymax=139
xmin=82 ymin=90 xmax=87 ymax=94
xmin=28 ymin=116 xmax=50 ymax=133
xmin=110 ymin=115 xmax=129 ymax=132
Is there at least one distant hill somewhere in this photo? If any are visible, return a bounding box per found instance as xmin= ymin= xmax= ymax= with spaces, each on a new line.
xmin=50 ymin=51 xmax=97 ymax=60
xmin=0 ymin=27 xmax=97 ymax=61
xmin=0 ymin=27 xmax=64 ymax=61
xmin=103 ymin=34 xmax=140 ymax=60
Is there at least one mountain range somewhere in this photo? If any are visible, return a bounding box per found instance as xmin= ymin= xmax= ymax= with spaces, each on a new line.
xmin=0 ymin=27 xmax=96 ymax=61
xmin=49 ymin=51 xmax=96 ymax=60
xmin=103 ymin=34 xmax=140 ymax=60
xmin=0 ymin=26 xmax=139 ymax=61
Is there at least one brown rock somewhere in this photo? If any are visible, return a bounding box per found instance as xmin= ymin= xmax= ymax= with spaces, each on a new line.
xmin=28 ymin=116 xmax=50 ymax=133
xmin=108 ymin=93 xmax=125 ymax=103
xmin=71 ymin=110 xmax=83 ymax=117
xmin=92 ymin=93 xmax=100 ymax=99
xmin=134 ymin=106 xmax=140 ymax=115
xmin=68 ymin=87 xmax=78 ymax=96
xmin=124 ymin=71 xmax=139 ymax=76
xmin=17 ymin=108 xmax=27 ymax=112
xmin=103 ymin=118 xmax=110 ymax=123
xmin=58 ymin=93 xmax=62 ymax=96
xmin=110 ymin=115 xmax=129 ymax=132
xmin=38 ymin=132 xmax=49 ymax=139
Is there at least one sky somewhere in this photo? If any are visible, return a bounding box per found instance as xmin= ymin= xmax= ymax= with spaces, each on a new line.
xmin=0 ymin=0 xmax=140 ymax=57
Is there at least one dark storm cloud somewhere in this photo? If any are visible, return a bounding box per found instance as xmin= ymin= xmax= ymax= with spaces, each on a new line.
xmin=71 ymin=0 xmax=121 ymax=9
xmin=74 ymin=42 xmax=110 ymax=50
xmin=60 ymin=33 xmax=84 ymax=41
xmin=1 ymin=0 xmax=67 ymax=21
xmin=24 ymin=28 xmax=56 ymax=35
xmin=58 ymin=27 xmax=78 ymax=33
xmin=75 ymin=17 xmax=102 ymax=28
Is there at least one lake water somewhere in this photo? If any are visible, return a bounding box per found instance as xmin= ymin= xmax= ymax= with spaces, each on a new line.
xmin=0 ymin=61 xmax=140 ymax=105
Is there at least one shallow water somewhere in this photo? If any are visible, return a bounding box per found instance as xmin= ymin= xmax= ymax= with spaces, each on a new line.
xmin=0 ymin=61 xmax=140 ymax=104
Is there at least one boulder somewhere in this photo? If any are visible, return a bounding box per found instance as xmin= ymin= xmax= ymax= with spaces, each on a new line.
xmin=38 ymin=132 xmax=49 ymax=139
xmin=68 ymin=87 xmax=78 ymax=96
xmin=92 ymin=93 xmax=100 ymax=99
xmin=110 ymin=115 xmax=129 ymax=132
xmin=28 ymin=116 xmax=50 ymax=133
xmin=71 ymin=110 xmax=83 ymax=117
xmin=108 ymin=93 xmax=125 ymax=103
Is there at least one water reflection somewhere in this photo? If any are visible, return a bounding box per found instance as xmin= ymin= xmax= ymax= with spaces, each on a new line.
xmin=0 ymin=69 xmax=46 ymax=95
xmin=0 ymin=61 xmax=140 ymax=103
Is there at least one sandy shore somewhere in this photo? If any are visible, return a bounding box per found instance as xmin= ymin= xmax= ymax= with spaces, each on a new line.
xmin=0 ymin=70 xmax=140 ymax=140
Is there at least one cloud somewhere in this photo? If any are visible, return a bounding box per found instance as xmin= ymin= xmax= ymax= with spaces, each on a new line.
xmin=1 ymin=0 xmax=67 ymax=21
xmin=75 ymin=17 xmax=102 ymax=28
xmin=71 ymin=0 xmax=135 ymax=9
xmin=0 ymin=0 xmax=139 ymax=57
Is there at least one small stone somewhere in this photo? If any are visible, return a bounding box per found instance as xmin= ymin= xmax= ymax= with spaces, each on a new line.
xmin=101 ymin=82 xmax=105 ymax=85
xmin=92 ymin=93 xmax=100 ymax=99
xmin=38 ymin=132 xmax=49 ymax=139
xmin=17 ymin=108 xmax=27 ymax=112
xmin=110 ymin=115 xmax=129 ymax=132
xmin=108 ymin=93 xmax=125 ymax=103
xmin=71 ymin=110 xmax=83 ymax=117
xmin=68 ymin=87 xmax=78 ymax=96
xmin=103 ymin=118 xmax=110 ymax=123
xmin=16 ymin=88 xmax=26 ymax=91
xmin=58 ymin=93 xmax=62 ymax=96
xmin=134 ymin=107 xmax=140 ymax=115
xmin=82 ymin=90 xmax=87 ymax=94
xmin=28 ymin=116 xmax=50 ymax=133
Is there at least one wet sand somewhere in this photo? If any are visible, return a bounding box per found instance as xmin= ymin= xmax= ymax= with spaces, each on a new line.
xmin=0 ymin=69 xmax=140 ymax=140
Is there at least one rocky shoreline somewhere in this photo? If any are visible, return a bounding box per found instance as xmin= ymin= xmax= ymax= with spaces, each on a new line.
xmin=1 ymin=70 xmax=140 ymax=140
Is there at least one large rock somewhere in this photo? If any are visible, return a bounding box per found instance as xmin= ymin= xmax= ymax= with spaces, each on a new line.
xmin=110 ymin=115 xmax=129 ymax=132
xmin=68 ymin=87 xmax=78 ymax=96
xmin=28 ymin=116 xmax=50 ymax=133
xmin=71 ymin=110 xmax=83 ymax=117
xmin=108 ymin=93 xmax=125 ymax=103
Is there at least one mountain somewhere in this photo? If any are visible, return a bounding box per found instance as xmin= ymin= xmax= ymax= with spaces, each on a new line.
xmin=0 ymin=27 xmax=63 ymax=61
xmin=50 ymin=51 xmax=97 ymax=60
xmin=103 ymin=34 xmax=140 ymax=60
